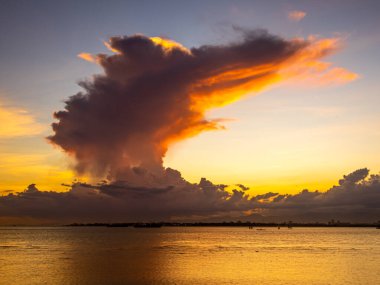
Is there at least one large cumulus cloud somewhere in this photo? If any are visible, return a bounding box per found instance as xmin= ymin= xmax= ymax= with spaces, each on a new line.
xmin=48 ymin=30 xmax=356 ymax=180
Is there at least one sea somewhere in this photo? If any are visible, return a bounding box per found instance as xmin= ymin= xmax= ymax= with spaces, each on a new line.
xmin=0 ymin=227 xmax=379 ymax=284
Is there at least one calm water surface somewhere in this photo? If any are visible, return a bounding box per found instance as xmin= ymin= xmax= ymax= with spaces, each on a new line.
xmin=0 ymin=227 xmax=379 ymax=284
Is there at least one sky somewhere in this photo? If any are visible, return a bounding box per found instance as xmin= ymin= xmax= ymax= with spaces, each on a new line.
xmin=0 ymin=0 xmax=380 ymax=224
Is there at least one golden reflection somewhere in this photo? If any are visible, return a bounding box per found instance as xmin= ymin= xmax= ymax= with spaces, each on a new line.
xmin=0 ymin=227 xmax=378 ymax=284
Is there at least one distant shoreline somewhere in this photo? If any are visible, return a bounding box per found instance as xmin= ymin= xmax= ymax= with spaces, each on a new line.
xmin=1 ymin=222 xmax=379 ymax=228
xmin=65 ymin=222 xmax=380 ymax=228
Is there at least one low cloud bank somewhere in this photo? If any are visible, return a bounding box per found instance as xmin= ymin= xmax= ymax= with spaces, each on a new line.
xmin=0 ymin=168 xmax=378 ymax=224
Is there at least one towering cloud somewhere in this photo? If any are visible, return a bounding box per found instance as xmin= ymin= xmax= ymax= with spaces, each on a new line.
xmin=48 ymin=30 xmax=356 ymax=180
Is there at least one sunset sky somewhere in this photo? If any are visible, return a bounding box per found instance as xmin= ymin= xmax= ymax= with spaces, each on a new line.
xmin=1 ymin=0 xmax=380 ymax=200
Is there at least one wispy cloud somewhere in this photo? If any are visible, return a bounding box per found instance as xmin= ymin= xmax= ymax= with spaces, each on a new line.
xmin=288 ymin=10 xmax=307 ymax=22
xmin=0 ymin=100 xmax=44 ymax=138
xmin=281 ymin=38 xmax=358 ymax=86
xmin=77 ymin=52 xmax=98 ymax=63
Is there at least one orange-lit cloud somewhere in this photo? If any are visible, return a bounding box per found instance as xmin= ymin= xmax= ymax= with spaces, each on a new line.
xmin=103 ymin=41 xmax=120 ymax=53
xmin=49 ymin=31 xmax=356 ymax=181
xmin=0 ymin=100 xmax=44 ymax=138
xmin=280 ymin=38 xmax=358 ymax=86
xmin=150 ymin=36 xmax=191 ymax=54
xmin=78 ymin=52 xmax=98 ymax=63
xmin=288 ymin=10 xmax=307 ymax=22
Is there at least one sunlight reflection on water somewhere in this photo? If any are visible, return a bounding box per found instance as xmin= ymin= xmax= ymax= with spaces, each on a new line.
xmin=0 ymin=227 xmax=379 ymax=284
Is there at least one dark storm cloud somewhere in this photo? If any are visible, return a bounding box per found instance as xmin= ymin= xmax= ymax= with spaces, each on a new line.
xmin=0 ymin=169 xmax=379 ymax=224
xmin=48 ymin=30 xmax=343 ymax=180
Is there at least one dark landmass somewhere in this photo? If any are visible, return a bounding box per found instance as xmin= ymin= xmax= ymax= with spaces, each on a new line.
xmin=66 ymin=220 xmax=380 ymax=228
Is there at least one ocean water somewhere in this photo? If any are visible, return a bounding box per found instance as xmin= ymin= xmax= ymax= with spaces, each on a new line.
xmin=0 ymin=227 xmax=379 ymax=285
